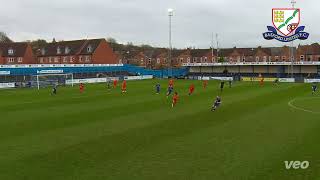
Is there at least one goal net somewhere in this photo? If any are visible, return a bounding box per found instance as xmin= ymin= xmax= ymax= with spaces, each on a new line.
xmin=30 ymin=73 xmax=74 ymax=90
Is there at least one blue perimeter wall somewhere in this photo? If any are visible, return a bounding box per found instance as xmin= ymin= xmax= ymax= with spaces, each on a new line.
xmin=0 ymin=64 xmax=188 ymax=78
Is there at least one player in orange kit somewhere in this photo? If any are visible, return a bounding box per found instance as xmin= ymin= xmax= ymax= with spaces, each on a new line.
xmin=169 ymin=79 xmax=174 ymax=88
xmin=172 ymin=92 xmax=179 ymax=108
xmin=260 ymin=77 xmax=264 ymax=87
xmin=121 ymin=80 xmax=127 ymax=93
xmin=79 ymin=83 xmax=84 ymax=93
xmin=113 ymin=79 xmax=118 ymax=88
xmin=203 ymin=80 xmax=208 ymax=89
xmin=189 ymin=83 xmax=195 ymax=96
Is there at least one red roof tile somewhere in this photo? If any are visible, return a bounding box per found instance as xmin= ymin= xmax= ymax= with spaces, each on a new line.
xmin=37 ymin=39 xmax=103 ymax=57
xmin=0 ymin=42 xmax=29 ymax=57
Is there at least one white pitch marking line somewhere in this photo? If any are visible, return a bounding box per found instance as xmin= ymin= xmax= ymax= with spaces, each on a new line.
xmin=288 ymin=97 xmax=320 ymax=114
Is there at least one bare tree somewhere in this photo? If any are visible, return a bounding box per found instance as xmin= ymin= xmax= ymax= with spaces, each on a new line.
xmin=29 ymin=39 xmax=48 ymax=51
xmin=106 ymin=37 xmax=119 ymax=51
xmin=140 ymin=44 xmax=153 ymax=50
xmin=106 ymin=37 xmax=117 ymax=44
xmin=0 ymin=32 xmax=13 ymax=43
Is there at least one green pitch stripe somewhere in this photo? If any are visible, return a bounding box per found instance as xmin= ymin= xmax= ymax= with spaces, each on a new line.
xmin=278 ymin=9 xmax=299 ymax=30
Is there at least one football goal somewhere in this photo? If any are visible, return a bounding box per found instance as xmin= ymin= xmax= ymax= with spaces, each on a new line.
xmin=31 ymin=73 xmax=74 ymax=90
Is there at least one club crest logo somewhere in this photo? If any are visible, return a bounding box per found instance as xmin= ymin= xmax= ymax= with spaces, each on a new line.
xmin=273 ymin=8 xmax=300 ymax=36
xmin=263 ymin=8 xmax=309 ymax=42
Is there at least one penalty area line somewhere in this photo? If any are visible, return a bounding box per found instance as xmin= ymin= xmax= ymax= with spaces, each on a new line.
xmin=288 ymin=97 xmax=320 ymax=114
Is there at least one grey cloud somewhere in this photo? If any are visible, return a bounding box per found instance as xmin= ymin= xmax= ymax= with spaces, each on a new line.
xmin=1 ymin=0 xmax=319 ymax=48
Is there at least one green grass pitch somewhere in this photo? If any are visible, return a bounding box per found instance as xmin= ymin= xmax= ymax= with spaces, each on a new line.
xmin=0 ymin=80 xmax=319 ymax=180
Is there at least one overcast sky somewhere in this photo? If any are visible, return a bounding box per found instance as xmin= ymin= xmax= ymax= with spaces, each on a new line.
xmin=1 ymin=0 xmax=319 ymax=48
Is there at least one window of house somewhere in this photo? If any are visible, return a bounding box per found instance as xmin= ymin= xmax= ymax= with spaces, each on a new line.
xmin=40 ymin=58 xmax=44 ymax=63
xmin=49 ymin=57 xmax=52 ymax=63
xmin=57 ymin=47 xmax=61 ymax=54
xmin=308 ymin=56 xmax=311 ymax=61
xmin=7 ymin=58 xmax=14 ymax=63
xmin=70 ymin=56 xmax=74 ymax=63
xmin=275 ymin=56 xmax=279 ymax=61
xmin=187 ymin=57 xmax=191 ymax=63
xmin=157 ymin=58 xmax=160 ymax=64
xmin=282 ymin=56 xmax=286 ymax=61
xmin=85 ymin=56 xmax=90 ymax=62
xmin=212 ymin=57 xmax=216 ymax=62
xmin=263 ymin=56 xmax=267 ymax=62
xmin=8 ymin=48 xmax=14 ymax=55
xmin=255 ymin=56 xmax=259 ymax=61
xmin=17 ymin=57 xmax=23 ymax=63
xmin=63 ymin=57 xmax=67 ymax=63
xmin=300 ymin=55 xmax=304 ymax=61
xmin=318 ymin=57 xmax=320 ymax=61
xmin=204 ymin=57 xmax=207 ymax=62
xmin=193 ymin=57 xmax=197 ymax=63
xmin=65 ymin=47 xmax=70 ymax=54
xmin=242 ymin=57 xmax=246 ymax=62
xmin=237 ymin=56 xmax=241 ymax=62
xmin=87 ymin=45 xmax=93 ymax=53
xmin=41 ymin=48 xmax=46 ymax=55
xmin=269 ymin=56 xmax=272 ymax=62
xmin=54 ymin=57 xmax=59 ymax=63
xmin=148 ymin=58 xmax=151 ymax=63
xmin=79 ymin=56 xmax=83 ymax=62
xmin=180 ymin=58 xmax=184 ymax=63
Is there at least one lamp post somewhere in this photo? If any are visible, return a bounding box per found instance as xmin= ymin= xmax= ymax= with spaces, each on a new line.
xmin=168 ymin=8 xmax=174 ymax=78
xmin=290 ymin=0 xmax=296 ymax=78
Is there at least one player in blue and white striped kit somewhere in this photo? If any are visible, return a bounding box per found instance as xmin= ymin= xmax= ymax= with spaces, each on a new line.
xmin=166 ymin=84 xmax=174 ymax=98
xmin=312 ymin=82 xmax=318 ymax=95
xmin=155 ymin=83 xmax=161 ymax=94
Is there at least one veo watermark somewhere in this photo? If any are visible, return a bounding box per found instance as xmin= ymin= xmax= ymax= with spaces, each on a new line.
xmin=284 ymin=161 xmax=309 ymax=170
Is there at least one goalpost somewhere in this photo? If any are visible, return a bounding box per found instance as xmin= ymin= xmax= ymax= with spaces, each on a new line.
xmin=31 ymin=73 xmax=74 ymax=90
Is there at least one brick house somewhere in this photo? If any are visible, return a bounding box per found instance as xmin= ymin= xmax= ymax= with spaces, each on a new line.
xmin=270 ymin=46 xmax=293 ymax=62
xmin=153 ymin=50 xmax=168 ymax=69
xmin=143 ymin=48 xmax=186 ymax=69
xmin=0 ymin=42 xmax=35 ymax=65
xmin=117 ymin=50 xmax=138 ymax=65
xmin=152 ymin=49 xmax=192 ymax=68
xmin=226 ymin=46 xmax=294 ymax=63
xmin=174 ymin=48 xmax=216 ymax=65
xmin=190 ymin=49 xmax=214 ymax=63
xmin=254 ymin=47 xmax=272 ymax=62
xmin=126 ymin=48 xmax=180 ymax=69
xmin=217 ymin=48 xmax=233 ymax=62
xmin=140 ymin=49 xmax=165 ymax=69
xmin=169 ymin=49 xmax=185 ymax=67
xmin=227 ymin=47 xmax=271 ymax=62
xmin=36 ymin=39 xmax=118 ymax=64
xmin=114 ymin=51 xmax=124 ymax=64
xmin=297 ymin=43 xmax=320 ymax=61
xmin=130 ymin=51 xmax=147 ymax=67
xmin=175 ymin=49 xmax=192 ymax=65
xmin=118 ymin=49 xmax=151 ymax=67
xmin=228 ymin=48 xmax=253 ymax=62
